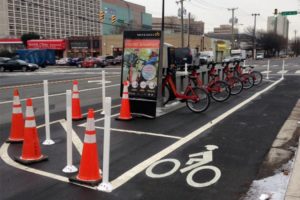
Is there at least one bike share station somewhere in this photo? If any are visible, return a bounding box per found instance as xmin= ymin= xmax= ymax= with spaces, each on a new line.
xmin=1 ymin=30 xmax=287 ymax=200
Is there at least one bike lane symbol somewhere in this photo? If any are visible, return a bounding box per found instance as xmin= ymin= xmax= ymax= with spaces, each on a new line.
xmin=145 ymin=145 xmax=221 ymax=188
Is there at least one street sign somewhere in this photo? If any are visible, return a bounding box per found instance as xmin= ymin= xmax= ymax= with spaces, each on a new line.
xmin=281 ymin=11 xmax=298 ymax=16
xmin=117 ymin=19 xmax=124 ymax=23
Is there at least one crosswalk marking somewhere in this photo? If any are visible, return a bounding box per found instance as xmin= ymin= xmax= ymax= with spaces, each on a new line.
xmin=261 ymin=70 xmax=271 ymax=74
xmin=277 ymin=70 xmax=288 ymax=74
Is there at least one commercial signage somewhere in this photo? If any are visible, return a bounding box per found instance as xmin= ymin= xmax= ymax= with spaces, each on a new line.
xmin=27 ymin=40 xmax=66 ymax=50
xmin=121 ymin=31 xmax=161 ymax=118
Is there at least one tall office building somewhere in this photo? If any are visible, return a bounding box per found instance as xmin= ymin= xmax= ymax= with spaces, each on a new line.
xmin=0 ymin=0 xmax=102 ymax=38
xmin=267 ymin=15 xmax=289 ymax=38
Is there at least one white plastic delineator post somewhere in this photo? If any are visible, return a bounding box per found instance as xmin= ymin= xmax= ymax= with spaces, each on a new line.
xmin=184 ymin=63 xmax=188 ymax=74
xmin=266 ymin=60 xmax=270 ymax=80
xmin=281 ymin=59 xmax=285 ymax=80
xmin=43 ymin=80 xmax=55 ymax=145
xmin=98 ymin=97 xmax=113 ymax=192
xmin=243 ymin=59 xmax=246 ymax=67
xmin=62 ymin=90 xmax=78 ymax=173
xmin=101 ymin=70 xmax=106 ymax=115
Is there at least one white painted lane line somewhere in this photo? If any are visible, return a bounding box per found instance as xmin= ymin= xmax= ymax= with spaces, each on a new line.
xmin=295 ymin=70 xmax=300 ymax=74
xmin=60 ymin=120 xmax=83 ymax=154
xmin=94 ymin=126 xmax=182 ymax=140
xmin=261 ymin=70 xmax=272 ymax=74
xmin=0 ymin=83 xmax=120 ymax=105
xmin=0 ymin=143 xmax=69 ymax=182
xmin=272 ymin=65 xmax=279 ymax=67
xmin=0 ymin=75 xmax=120 ymax=90
xmin=87 ymin=80 xmax=111 ymax=84
xmin=109 ymin=78 xmax=283 ymax=191
xmin=277 ymin=70 xmax=288 ymax=74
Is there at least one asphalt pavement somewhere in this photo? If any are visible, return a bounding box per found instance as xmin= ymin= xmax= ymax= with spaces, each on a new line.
xmin=0 ymin=58 xmax=300 ymax=200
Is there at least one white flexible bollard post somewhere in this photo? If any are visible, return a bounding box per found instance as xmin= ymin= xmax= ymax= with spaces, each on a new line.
xmin=62 ymin=90 xmax=78 ymax=173
xmin=243 ymin=59 xmax=246 ymax=67
xmin=98 ymin=97 xmax=113 ymax=192
xmin=281 ymin=59 xmax=285 ymax=80
xmin=101 ymin=70 xmax=106 ymax=115
xmin=266 ymin=60 xmax=270 ymax=80
xmin=184 ymin=63 xmax=188 ymax=74
xmin=43 ymin=80 xmax=55 ymax=145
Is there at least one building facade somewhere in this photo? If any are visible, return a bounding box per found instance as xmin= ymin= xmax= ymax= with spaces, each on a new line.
xmin=267 ymin=15 xmax=289 ymax=38
xmin=152 ymin=16 xmax=204 ymax=35
xmin=213 ymin=24 xmax=238 ymax=34
xmin=0 ymin=0 xmax=102 ymax=38
xmin=102 ymin=0 xmax=152 ymax=35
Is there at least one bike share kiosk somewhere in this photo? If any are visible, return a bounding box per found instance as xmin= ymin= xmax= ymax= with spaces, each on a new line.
xmin=121 ymin=31 xmax=162 ymax=118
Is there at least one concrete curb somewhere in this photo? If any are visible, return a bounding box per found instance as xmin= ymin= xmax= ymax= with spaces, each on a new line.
xmin=284 ymin=99 xmax=300 ymax=200
xmin=285 ymin=137 xmax=300 ymax=200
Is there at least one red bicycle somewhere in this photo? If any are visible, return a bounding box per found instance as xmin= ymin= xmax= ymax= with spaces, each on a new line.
xmin=162 ymin=67 xmax=210 ymax=113
xmin=239 ymin=64 xmax=263 ymax=86
xmin=189 ymin=64 xmax=231 ymax=102
xmin=233 ymin=61 xmax=255 ymax=89
xmin=222 ymin=62 xmax=243 ymax=95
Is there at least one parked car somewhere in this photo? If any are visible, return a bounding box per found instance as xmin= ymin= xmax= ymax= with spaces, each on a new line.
xmin=68 ymin=57 xmax=83 ymax=66
xmin=199 ymin=55 xmax=214 ymax=64
xmin=56 ymin=58 xmax=69 ymax=66
xmin=222 ymin=55 xmax=243 ymax=63
xmin=0 ymin=59 xmax=39 ymax=72
xmin=78 ymin=57 xmax=107 ymax=68
xmin=256 ymin=53 xmax=264 ymax=60
xmin=97 ymin=55 xmax=116 ymax=65
xmin=113 ymin=55 xmax=122 ymax=65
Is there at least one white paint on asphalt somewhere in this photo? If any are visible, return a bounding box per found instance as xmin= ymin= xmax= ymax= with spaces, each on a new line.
xmin=109 ymin=78 xmax=283 ymax=191
xmin=87 ymin=80 xmax=111 ymax=84
xmin=94 ymin=126 xmax=182 ymax=140
xmin=81 ymin=104 xmax=121 ymax=116
xmin=60 ymin=120 xmax=83 ymax=154
xmin=0 ymin=83 xmax=120 ymax=105
xmin=277 ymin=70 xmax=288 ymax=74
xmin=295 ymin=70 xmax=300 ymax=74
xmin=261 ymin=70 xmax=272 ymax=74
xmin=78 ymin=113 xmax=120 ymax=127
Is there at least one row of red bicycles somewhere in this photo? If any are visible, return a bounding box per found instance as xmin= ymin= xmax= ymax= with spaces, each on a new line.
xmin=162 ymin=61 xmax=263 ymax=113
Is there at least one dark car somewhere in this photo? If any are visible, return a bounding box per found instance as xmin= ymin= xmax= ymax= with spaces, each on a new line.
xmin=0 ymin=59 xmax=39 ymax=72
xmin=174 ymin=48 xmax=193 ymax=69
xmin=68 ymin=57 xmax=83 ymax=66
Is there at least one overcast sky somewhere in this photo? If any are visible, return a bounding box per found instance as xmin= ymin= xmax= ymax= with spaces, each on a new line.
xmin=126 ymin=0 xmax=300 ymax=38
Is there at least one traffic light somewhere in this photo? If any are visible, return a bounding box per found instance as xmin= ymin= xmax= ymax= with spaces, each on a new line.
xmin=111 ymin=15 xmax=116 ymax=24
xmin=274 ymin=8 xmax=278 ymax=15
xmin=99 ymin=10 xmax=105 ymax=22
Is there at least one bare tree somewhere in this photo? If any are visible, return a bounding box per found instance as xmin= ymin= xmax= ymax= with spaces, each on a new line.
xmin=256 ymin=31 xmax=287 ymax=57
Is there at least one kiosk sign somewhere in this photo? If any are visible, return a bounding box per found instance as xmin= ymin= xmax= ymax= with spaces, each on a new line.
xmin=121 ymin=31 xmax=161 ymax=118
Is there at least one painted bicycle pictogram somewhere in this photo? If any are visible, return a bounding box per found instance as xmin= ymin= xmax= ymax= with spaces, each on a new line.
xmin=145 ymin=145 xmax=221 ymax=188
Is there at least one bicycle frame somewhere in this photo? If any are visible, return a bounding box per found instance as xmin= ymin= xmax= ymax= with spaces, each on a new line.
xmin=163 ymin=74 xmax=199 ymax=102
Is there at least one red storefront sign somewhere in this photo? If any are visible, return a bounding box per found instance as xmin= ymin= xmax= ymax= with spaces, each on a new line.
xmin=27 ymin=40 xmax=66 ymax=50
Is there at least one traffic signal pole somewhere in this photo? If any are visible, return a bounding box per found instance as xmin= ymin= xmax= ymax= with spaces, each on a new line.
xmin=251 ymin=13 xmax=260 ymax=59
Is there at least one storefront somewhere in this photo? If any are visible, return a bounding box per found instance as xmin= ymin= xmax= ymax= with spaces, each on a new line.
xmin=27 ymin=39 xmax=66 ymax=58
xmin=0 ymin=38 xmax=24 ymax=52
xmin=67 ymin=36 xmax=102 ymax=58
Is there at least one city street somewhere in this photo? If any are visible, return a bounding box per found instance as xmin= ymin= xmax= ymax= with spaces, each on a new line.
xmin=0 ymin=57 xmax=300 ymax=199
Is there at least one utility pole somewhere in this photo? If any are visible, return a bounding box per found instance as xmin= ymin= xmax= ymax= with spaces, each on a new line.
xmin=251 ymin=13 xmax=260 ymax=59
xmin=295 ymin=30 xmax=297 ymax=44
xmin=228 ymin=8 xmax=238 ymax=49
xmin=177 ymin=0 xmax=186 ymax=47
xmin=187 ymin=12 xmax=190 ymax=47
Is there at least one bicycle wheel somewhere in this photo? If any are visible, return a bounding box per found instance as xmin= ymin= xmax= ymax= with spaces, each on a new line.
xmin=186 ymin=87 xmax=210 ymax=113
xmin=251 ymin=71 xmax=263 ymax=85
xmin=162 ymin=84 xmax=171 ymax=105
xmin=240 ymin=74 xmax=254 ymax=89
xmin=186 ymin=165 xmax=221 ymax=188
xmin=227 ymin=77 xmax=243 ymax=95
xmin=210 ymin=81 xmax=231 ymax=102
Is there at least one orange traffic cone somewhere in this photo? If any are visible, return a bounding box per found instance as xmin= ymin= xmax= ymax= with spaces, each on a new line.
xmin=69 ymin=109 xmax=102 ymax=186
xmin=6 ymin=89 xmax=24 ymax=143
xmin=72 ymin=80 xmax=85 ymax=121
xmin=116 ymin=81 xmax=132 ymax=120
xmin=15 ymin=99 xmax=48 ymax=165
